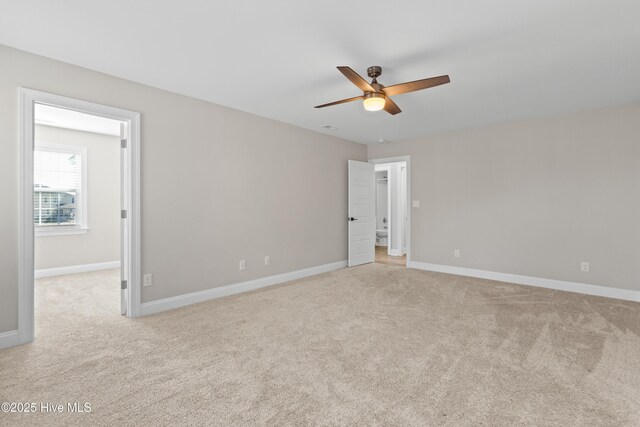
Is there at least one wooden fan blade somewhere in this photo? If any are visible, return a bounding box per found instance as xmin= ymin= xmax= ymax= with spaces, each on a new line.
xmin=382 ymin=75 xmax=450 ymax=97
xmin=314 ymin=95 xmax=364 ymax=109
xmin=383 ymin=97 xmax=401 ymax=115
xmin=337 ymin=66 xmax=375 ymax=93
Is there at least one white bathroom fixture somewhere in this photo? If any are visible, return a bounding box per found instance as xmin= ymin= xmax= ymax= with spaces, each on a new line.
xmin=376 ymin=229 xmax=388 ymax=246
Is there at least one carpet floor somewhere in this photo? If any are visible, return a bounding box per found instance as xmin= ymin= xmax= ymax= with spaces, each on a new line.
xmin=1 ymin=264 xmax=639 ymax=426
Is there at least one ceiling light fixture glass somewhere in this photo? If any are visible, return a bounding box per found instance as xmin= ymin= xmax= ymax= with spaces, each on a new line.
xmin=363 ymin=93 xmax=386 ymax=111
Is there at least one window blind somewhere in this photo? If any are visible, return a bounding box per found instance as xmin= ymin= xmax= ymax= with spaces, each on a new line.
xmin=34 ymin=148 xmax=81 ymax=226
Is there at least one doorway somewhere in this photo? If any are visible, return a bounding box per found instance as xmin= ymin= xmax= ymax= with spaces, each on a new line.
xmin=370 ymin=157 xmax=410 ymax=267
xmin=33 ymin=104 xmax=124 ymax=326
xmin=18 ymin=89 xmax=141 ymax=345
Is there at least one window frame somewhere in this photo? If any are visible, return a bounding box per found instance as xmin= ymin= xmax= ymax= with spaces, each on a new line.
xmin=34 ymin=141 xmax=88 ymax=236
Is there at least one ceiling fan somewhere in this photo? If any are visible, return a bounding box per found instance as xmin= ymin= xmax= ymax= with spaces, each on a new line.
xmin=315 ymin=66 xmax=450 ymax=115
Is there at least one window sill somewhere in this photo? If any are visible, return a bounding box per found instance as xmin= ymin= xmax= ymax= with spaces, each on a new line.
xmin=35 ymin=227 xmax=89 ymax=237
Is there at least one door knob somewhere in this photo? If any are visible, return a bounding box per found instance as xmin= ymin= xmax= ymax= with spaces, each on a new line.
xmin=348 ymin=217 xmax=358 ymax=221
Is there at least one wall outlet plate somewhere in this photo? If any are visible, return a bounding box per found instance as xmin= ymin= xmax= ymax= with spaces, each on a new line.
xmin=239 ymin=260 xmax=246 ymax=271
xmin=264 ymin=256 xmax=270 ymax=266
xmin=143 ymin=273 xmax=152 ymax=287
xmin=581 ymin=261 xmax=590 ymax=272
xmin=454 ymin=249 xmax=461 ymax=258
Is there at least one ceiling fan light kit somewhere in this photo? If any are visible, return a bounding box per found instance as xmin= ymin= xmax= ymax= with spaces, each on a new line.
xmin=315 ymin=65 xmax=450 ymax=116
xmin=363 ymin=93 xmax=386 ymax=111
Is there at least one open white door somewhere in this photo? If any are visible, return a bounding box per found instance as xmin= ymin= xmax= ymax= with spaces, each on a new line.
xmin=120 ymin=122 xmax=128 ymax=315
xmin=348 ymin=160 xmax=376 ymax=266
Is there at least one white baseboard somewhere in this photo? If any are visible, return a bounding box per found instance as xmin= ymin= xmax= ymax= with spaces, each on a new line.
xmin=35 ymin=261 xmax=120 ymax=279
xmin=0 ymin=330 xmax=19 ymax=350
xmin=140 ymin=260 xmax=348 ymax=316
xmin=409 ymin=261 xmax=640 ymax=303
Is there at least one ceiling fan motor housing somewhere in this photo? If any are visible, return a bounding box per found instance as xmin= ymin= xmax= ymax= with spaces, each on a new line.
xmin=364 ymin=92 xmax=385 ymax=101
xmin=370 ymin=82 xmax=384 ymax=94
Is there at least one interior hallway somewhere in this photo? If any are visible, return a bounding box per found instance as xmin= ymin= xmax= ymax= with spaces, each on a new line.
xmin=375 ymin=245 xmax=406 ymax=266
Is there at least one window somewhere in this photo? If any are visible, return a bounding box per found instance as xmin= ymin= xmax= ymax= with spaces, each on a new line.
xmin=34 ymin=142 xmax=88 ymax=236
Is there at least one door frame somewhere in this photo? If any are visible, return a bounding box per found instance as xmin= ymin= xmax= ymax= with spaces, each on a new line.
xmin=369 ymin=156 xmax=411 ymax=266
xmin=373 ymin=164 xmax=392 ymax=255
xmin=18 ymin=88 xmax=142 ymax=345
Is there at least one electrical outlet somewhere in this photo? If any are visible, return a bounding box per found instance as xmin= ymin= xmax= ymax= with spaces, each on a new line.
xmin=143 ymin=273 xmax=152 ymax=287
xmin=412 ymin=200 xmax=420 ymax=208
xmin=239 ymin=260 xmax=246 ymax=271
xmin=454 ymin=249 xmax=461 ymax=258
xmin=264 ymin=256 xmax=271 ymax=266
xmin=581 ymin=262 xmax=590 ymax=273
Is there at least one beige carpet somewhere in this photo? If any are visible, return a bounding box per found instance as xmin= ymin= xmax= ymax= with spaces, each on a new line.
xmin=1 ymin=264 xmax=639 ymax=426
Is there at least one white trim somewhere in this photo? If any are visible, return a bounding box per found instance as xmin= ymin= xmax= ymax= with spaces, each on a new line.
xmin=369 ymin=156 xmax=411 ymax=266
xmin=409 ymin=261 xmax=640 ymax=303
xmin=18 ymin=88 xmax=142 ymax=349
xmin=35 ymin=261 xmax=120 ymax=279
xmin=140 ymin=260 xmax=347 ymax=316
xmin=18 ymin=89 xmax=35 ymax=346
xmin=35 ymin=226 xmax=89 ymax=237
xmin=0 ymin=330 xmax=19 ymax=350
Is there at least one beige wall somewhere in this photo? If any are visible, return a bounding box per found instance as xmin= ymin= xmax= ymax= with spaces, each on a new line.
xmin=34 ymin=125 xmax=120 ymax=270
xmin=0 ymin=45 xmax=366 ymax=333
xmin=369 ymin=103 xmax=640 ymax=291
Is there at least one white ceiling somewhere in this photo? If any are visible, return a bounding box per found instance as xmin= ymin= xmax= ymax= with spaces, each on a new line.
xmin=2 ymin=1 xmax=639 ymax=144
xmin=35 ymin=104 xmax=122 ymax=137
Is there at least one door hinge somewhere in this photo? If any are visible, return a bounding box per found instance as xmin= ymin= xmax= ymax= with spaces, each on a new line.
xmin=121 ymin=210 xmax=127 ymax=219
xmin=121 ymin=280 xmax=127 ymax=290
xmin=121 ymin=139 xmax=127 ymax=148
